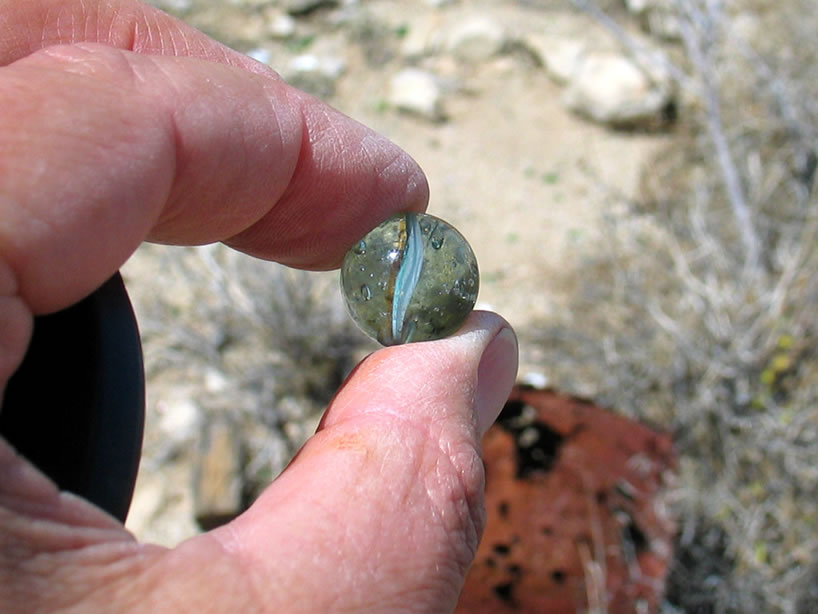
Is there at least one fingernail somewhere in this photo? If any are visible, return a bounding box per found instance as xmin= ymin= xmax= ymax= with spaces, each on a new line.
xmin=474 ymin=327 xmax=518 ymax=436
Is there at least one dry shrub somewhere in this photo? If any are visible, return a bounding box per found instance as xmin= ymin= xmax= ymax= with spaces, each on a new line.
xmin=537 ymin=1 xmax=818 ymax=611
xmin=131 ymin=243 xmax=367 ymax=493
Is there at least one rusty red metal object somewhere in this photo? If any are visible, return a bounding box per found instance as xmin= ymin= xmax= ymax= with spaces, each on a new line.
xmin=456 ymin=386 xmax=677 ymax=613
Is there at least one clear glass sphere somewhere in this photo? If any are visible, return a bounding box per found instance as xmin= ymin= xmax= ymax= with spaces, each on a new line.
xmin=341 ymin=213 xmax=479 ymax=346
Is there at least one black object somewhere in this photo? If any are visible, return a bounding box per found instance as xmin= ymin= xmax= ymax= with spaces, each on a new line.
xmin=0 ymin=273 xmax=145 ymax=523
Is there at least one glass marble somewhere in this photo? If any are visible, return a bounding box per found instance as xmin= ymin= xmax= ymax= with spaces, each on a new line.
xmin=341 ymin=213 xmax=479 ymax=346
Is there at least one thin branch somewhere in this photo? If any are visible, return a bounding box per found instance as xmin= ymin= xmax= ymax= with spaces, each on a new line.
xmin=675 ymin=0 xmax=761 ymax=270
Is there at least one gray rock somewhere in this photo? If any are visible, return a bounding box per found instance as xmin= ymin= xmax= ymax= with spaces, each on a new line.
xmin=444 ymin=16 xmax=506 ymax=62
xmin=389 ymin=68 xmax=445 ymax=121
xmin=562 ymin=51 xmax=673 ymax=127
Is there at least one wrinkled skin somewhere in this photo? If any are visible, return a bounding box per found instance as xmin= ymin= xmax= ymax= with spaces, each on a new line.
xmin=0 ymin=1 xmax=518 ymax=612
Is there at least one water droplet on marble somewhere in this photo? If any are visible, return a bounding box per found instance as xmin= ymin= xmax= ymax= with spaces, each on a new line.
xmin=360 ymin=285 xmax=372 ymax=301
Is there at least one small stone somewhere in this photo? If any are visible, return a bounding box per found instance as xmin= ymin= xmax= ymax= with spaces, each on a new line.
xmin=246 ymin=47 xmax=272 ymax=65
xmin=283 ymin=0 xmax=336 ymax=15
xmin=522 ymin=33 xmax=587 ymax=85
xmin=730 ymin=12 xmax=762 ymax=43
xmin=157 ymin=396 xmax=201 ymax=448
xmin=562 ymin=51 xmax=673 ymax=127
xmin=341 ymin=213 xmax=479 ymax=346
xmin=193 ymin=419 xmax=243 ymax=530
xmin=124 ymin=475 xmax=165 ymax=536
xmin=267 ymin=12 xmax=297 ymax=38
xmin=148 ymin=0 xmax=192 ymax=12
xmin=445 ymin=17 xmax=506 ymax=62
xmin=388 ymin=68 xmax=445 ymax=121
xmin=625 ymin=0 xmax=681 ymax=41
xmin=624 ymin=0 xmax=651 ymax=11
xmin=289 ymin=54 xmax=346 ymax=79
xmin=520 ymin=371 xmax=549 ymax=389
xmin=204 ymin=368 xmax=229 ymax=393
xmin=285 ymin=54 xmax=346 ymax=98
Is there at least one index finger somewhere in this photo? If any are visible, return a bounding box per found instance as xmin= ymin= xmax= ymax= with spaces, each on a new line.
xmin=0 ymin=4 xmax=428 ymax=314
xmin=0 ymin=0 xmax=271 ymax=70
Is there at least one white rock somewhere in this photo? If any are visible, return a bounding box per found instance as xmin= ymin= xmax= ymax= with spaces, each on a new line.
xmin=289 ymin=54 xmax=320 ymax=73
xmin=268 ymin=13 xmax=297 ymax=38
xmin=245 ymin=47 xmax=272 ymax=65
xmin=523 ymin=33 xmax=588 ymax=85
xmin=157 ymin=396 xmax=201 ymax=445
xmin=125 ymin=475 xmax=165 ymax=536
xmin=287 ymin=53 xmax=346 ymax=81
xmin=289 ymin=54 xmax=346 ymax=79
xmin=444 ymin=16 xmax=506 ymax=62
xmin=521 ymin=371 xmax=550 ymax=389
xmin=562 ymin=51 xmax=673 ymax=126
xmin=389 ymin=68 xmax=445 ymax=121
xmin=285 ymin=54 xmax=346 ymax=96
xmin=150 ymin=0 xmax=192 ymax=12
xmin=730 ymin=12 xmax=762 ymax=43
xmin=625 ymin=0 xmax=651 ymax=11
xmin=204 ymin=368 xmax=229 ymax=393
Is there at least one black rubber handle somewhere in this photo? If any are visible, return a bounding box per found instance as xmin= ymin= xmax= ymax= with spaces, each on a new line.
xmin=0 ymin=273 xmax=145 ymax=523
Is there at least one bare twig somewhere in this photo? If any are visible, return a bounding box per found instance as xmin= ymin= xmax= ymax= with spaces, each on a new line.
xmin=675 ymin=0 xmax=760 ymax=270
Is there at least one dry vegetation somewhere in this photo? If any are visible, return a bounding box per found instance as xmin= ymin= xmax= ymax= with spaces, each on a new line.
xmin=535 ymin=1 xmax=818 ymax=611
xmin=132 ymin=245 xmax=368 ymax=497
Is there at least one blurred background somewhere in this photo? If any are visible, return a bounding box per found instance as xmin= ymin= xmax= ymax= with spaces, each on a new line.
xmin=122 ymin=0 xmax=818 ymax=611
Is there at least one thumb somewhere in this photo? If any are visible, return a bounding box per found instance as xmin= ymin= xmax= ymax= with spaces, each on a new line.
xmin=0 ymin=312 xmax=516 ymax=613
xmin=208 ymin=311 xmax=518 ymax=614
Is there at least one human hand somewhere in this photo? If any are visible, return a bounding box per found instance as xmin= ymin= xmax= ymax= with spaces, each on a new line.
xmin=0 ymin=1 xmax=518 ymax=612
